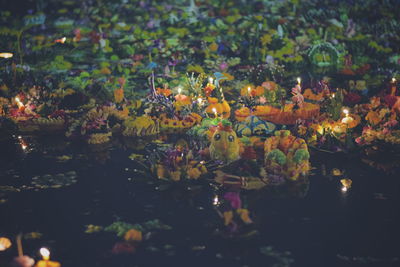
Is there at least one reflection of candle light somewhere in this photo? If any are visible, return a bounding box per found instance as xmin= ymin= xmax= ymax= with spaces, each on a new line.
xmin=0 ymin=52 xmax=13 ymax=58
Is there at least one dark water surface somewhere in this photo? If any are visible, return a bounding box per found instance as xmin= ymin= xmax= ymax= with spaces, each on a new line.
xmin=0 ymin=135 xmax=399 ymax=267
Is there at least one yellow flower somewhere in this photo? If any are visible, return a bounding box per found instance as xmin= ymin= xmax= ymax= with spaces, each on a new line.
xmin=124 ymin=229 xmax=142 ymax=242
xmin=366 ymin=111 xmax=381 ymax=125
xmin=170 ymin=170 xmax=181 ymax=181
xmin=209 ymin=42 xmax=218 ymax=51
xmin=188 ymin=167 xmax=202 ymax=179
xmin=114 ymin=88 xmax=124 ymax=103
xmin=223 ymin=211 xmax=233 ymax=226
xmin=156 ymin=164 xmax=166 ymax=179
xmin=236 ymin=209 xmax=252 ymax=224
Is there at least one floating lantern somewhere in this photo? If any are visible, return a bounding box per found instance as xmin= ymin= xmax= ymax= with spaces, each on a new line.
xmin=35 ymin=248 xmax=60 ymax=267
xmin=0 ymin=52 xmax=13 ymax=58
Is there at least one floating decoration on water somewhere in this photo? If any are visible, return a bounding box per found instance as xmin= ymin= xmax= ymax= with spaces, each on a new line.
xmin=210 ymin=120 xmax=240 ymax=163
xmin=34 ymin=248 xmax=60 ymax=267
xmin=264 ymin=130 xmax=310 ymax=182
xmin=122 ymin=116 xmax=159 ymax=137
xmin=234 ymin=116 xmax=275 ymax=137
xmin=236 ymin=103 xmax=320 ymax=125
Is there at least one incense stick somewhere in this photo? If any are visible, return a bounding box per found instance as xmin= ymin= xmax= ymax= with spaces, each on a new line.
xmin=16 ymin=233 xmax=23 ymax=257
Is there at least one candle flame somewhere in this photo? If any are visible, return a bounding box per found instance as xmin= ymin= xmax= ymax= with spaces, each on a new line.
xmin=212 ymin=107 xmax=217 ymax=114
xmin=15 ymin=97 xmax=24 ymax=108
xmin=213 ymin=195 xmax=219 ymax=206
xmin=341 ymin=186 xmax=348 ymax=192
xmin=40 ymin=247 xmax=50 ymax=260
xmin=392 ymin=78 xmax=396 ymax=83
xmin=55 ymin=37 xmax=66 ymax=43
xmin=297 ymin=77 xmax=301 ymax=85
xmin=0 ymin=52 xmax=13 ymax=58
xmin=343 ymin=108 xmax=349 ymax=115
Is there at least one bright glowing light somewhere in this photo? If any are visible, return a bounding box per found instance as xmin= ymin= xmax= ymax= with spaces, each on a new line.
xmin=343 ymin=108 xmax=349 ymax=116
xmin=15 ymin=97 xmax=24 ymax=108
xmin=208 ymin=77 xmax=213 ymax=84
xmin=177 ymin=87 xmax=182 ymax=95
xmin=341 ymin=186 xmax=348 ymax=192
xmin=332 ymin=93 xmax=335 ymax=98
xmin=213 ymin=195 xmax=219 ymax=206
xmin=297 ymin=77 xmax=301 ymax=85
xmin=0 ymin=52 xmax=13 ymax=58
xmin=40 ymin=247 xmax=50 ymax=260
xmin=392 ymin=78 xmax=396 ymax=83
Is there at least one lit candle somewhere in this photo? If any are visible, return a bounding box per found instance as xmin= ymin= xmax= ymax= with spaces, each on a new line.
xmin=247 ymin=86 xmax=251 ymax=97
xmin=212 ymin=107 xmax=218 ymax=118
xmin=35 ymin=248 xmax=60 ymax=267
xmin=197 ymin=97 xmax=203 ymax=106
xmin=213 ymin=195 xmax=219 ymax=206
xmin=340 ymin=178 xmax=352 ymax=193
xmin=391 ymin=78 xmax=396 ymax=96
xmin=15 ymin=97 xmax=25 ymax=112
xmin=297 ymin=77 xmax=301 ymax=87
xmin=341 ymin=108 xmax=354 ymax=124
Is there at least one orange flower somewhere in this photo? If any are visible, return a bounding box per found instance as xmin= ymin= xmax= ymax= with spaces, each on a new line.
xmin=124 ymin=229 xmax=142 ymax=242
xmin=114 ymin=88 xmax=124 ymax=103
xmin=254 ymin=86 xmax=265 ymax=96
xmin=156 ymin=87 xmax=172 ymax=97
xmin=204 ymin=83 xmax=215 ymax=97
xmin=262 ymin=81 xmax=277 ymax=91
xmin=366 ymin=111 xmax=381 ymax=125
